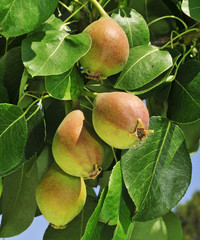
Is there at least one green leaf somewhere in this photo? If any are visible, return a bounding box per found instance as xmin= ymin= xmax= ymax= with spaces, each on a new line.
xmin=0 ymin=0 xmax=59 ymax=37
xmin=112 ymin=196 xmax=134 ymax=239
xmin=44 ymin=196 xmax=97 ymax=240
xmin=99 ymin=162 xmax=122 ymax=225
xmin=24 ymin=106 xmax=46 ymax=161
xmin=99 ymin=162 xmax=135 ymax=239
xmin=19 ymin=69 xmax=29 ymax=101
xmin=182 ymin=0 xmax=200 ymax=22
xmin=179 ymin=120 xmax=200 ymax=154
xmin=81 ymin=189 xmax=107 ymax=240
xmin=45 ymin=66 xmax=84 ymax=100
xmin=128 ymin=218 xmax=167 ymax=240
xmin=100 ymin=145 xmax=114 ymax=170
xmin=112 ymin=8 xmax=150 ymax=48
xmin=43 ymin=98 xmax=66 ymax=142
xmin=0 ymin=104 xmax=28 ymax=176
xmin=0 ymin=85 xmax=9 ymax=103
xmin=22 ymin=30 xmax=91 ymax=77
xmin=0 ymin=159 xmax=37 ymax=237
xmin=37 ymin=144 xmax=54 ymax=183
xmin=144 ymin=49 xmax=181 ymax=114
xmin=162 ymin=211 xmax=183 ymax=240
xmin=129 ymin=0 xmax=176 ymax=40
xmin=35 ymin=14 xmax=70 ymax=33
xmin=167 ymin=60 xmax=200 ymax=124
xmin=114 ymin=45 xmax=173 ymax=90
xmin=121 ymin=116 xmax=192 ymax=221
xmin=0 ymin=47 xmax=24 ymax=104
xmin=146 ymin=82 xmax=171 ymax=118
xmin=99 ymin=171 xmax=111 ymax=194
xmin=131 ymin=48 xmax=181 ymax=96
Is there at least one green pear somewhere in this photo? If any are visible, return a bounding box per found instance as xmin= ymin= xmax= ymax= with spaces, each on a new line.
xmin=36 ymin=163 xmax=86 ymax=229
xmin=92 ymin=92 xmax=151 ymax=149
xmin=52 ymin=110 xmax=104 ymax=179
xmin=79 ymin=16 xmax=129 ymax=80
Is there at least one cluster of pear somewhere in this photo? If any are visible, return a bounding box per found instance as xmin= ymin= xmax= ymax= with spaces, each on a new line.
xmin=35 ymin=16 xmax=151 ymax=230
xmin=35 ymin=91 xmax=150 ymax=229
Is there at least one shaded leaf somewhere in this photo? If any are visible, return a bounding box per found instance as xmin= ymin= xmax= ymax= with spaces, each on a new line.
xmin=112 ymin=195 xmax=134 ymax=239
xmin=45 ymin=66 xmax=84 ymax=100
xmin=0 ymin=47 xmax=24 ymax=104
xmin=162 ymin=211 xmax=183 ymax=240
xmin=0 ymin=159 xmax=37 ymax=237
xmin=24 ymin=106 xmax=46 ymax=161
xmin=146 ymin=82 xmax=171 ymax=118
xmin=37 ymin=144 xmax=54 ymax=183
xmin=179 ymin=120 xmax=200 ymax=154
xmin=99 ymin=162 xmax=135 ymax=239
xmin=101 ymin=144 xmax=114 ymax=170
xmin=0 ymin=0 xmax=59 ymax=37
xmin=112 ymin=8 xmax=150 ymax=48
xmin=43 ymin=98 xmax=66 ymax=142
xmin=99 ymin=171 xmax=111 ymax=194
xmin=167 ymin=60 xmax=200 ymax=124
xmin=129 ymin=0 xmax=176 ymax=40
xmin=114 ymin=45 xmax=173 ymax=90
xmin=81 ymin=189 xmax=107 ymax=240
xmin=121 ymin=116 xmax=192 ymax=221
xmin=0 ymin=86 xmax=9 ymax=103
xmin=128 ymin=218 xmax=167 ymax=240
xmin=0 ymin=104 xmax=28 ymax=176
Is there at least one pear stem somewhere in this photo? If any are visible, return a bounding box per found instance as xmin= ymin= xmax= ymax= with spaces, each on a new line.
xmin=82 ymin=89 xmax=97 ymax=99
xmin=89 ymin=0 xmax=108 ymax=17
xmin=111 ymin=147 xmax=118 ymax=163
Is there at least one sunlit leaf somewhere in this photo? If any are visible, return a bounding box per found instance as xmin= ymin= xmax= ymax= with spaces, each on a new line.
xmin=0 ymin=0 xmax=59 ymax=37
xmin=22 ymin=30 xmax=91 ymax=77
xmin=121 ymin=117 xmax=192 ymax=221
xmin=114 ymin=45 xmax=172 ymax=90
xmin=182 ymin=0 xmax=200 ymax=21
xmin=112 ymin=8 xmax=150 ymax=48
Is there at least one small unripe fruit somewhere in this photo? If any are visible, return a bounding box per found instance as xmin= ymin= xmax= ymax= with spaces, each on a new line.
xmin=79 ymin=17 xmax=129 ymax=80
xmin=35 ymin=163 xmax=86 ymax=229
xmin=92 ymin=92 xmax=151 ymax=149
xmin=52 ymin=110 xmax=104 ymax=179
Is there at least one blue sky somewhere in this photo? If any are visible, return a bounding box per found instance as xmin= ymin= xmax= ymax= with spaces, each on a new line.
xmin=0 ymin=147 xmax=200 ymax=240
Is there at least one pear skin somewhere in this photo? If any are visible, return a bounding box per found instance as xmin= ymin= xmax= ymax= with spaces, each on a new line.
xmin=79 ymin=17 xmax=129 ymax=80
xmin=52 ymin=110 xmax=104 ymax=179
xmin=36 ymin=163 xmax=86 ymax=229
xmin=92 ymin=92 xmax=151 ymax=149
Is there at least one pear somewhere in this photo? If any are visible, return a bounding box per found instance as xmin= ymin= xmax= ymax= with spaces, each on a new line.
xmin=52 ymin=110 xmax=104 ymax=179
xmin=79 ymin=17 xmax=129 ymax=80
xmin=35 ymin=163 xmax=86 ymax=229
xmin=92 ymin=92 xmax=151 ymax=149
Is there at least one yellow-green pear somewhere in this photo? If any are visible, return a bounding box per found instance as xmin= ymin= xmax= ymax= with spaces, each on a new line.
xmin=79 ymin=16 xmax=129 ymax=80
xmin=92 ymin=92 xmax=152 ymax=149
xmin=52 ymin=110 xmax=104 ymax=179
xmin=35 ymin=163 xmax=86 ymax=229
